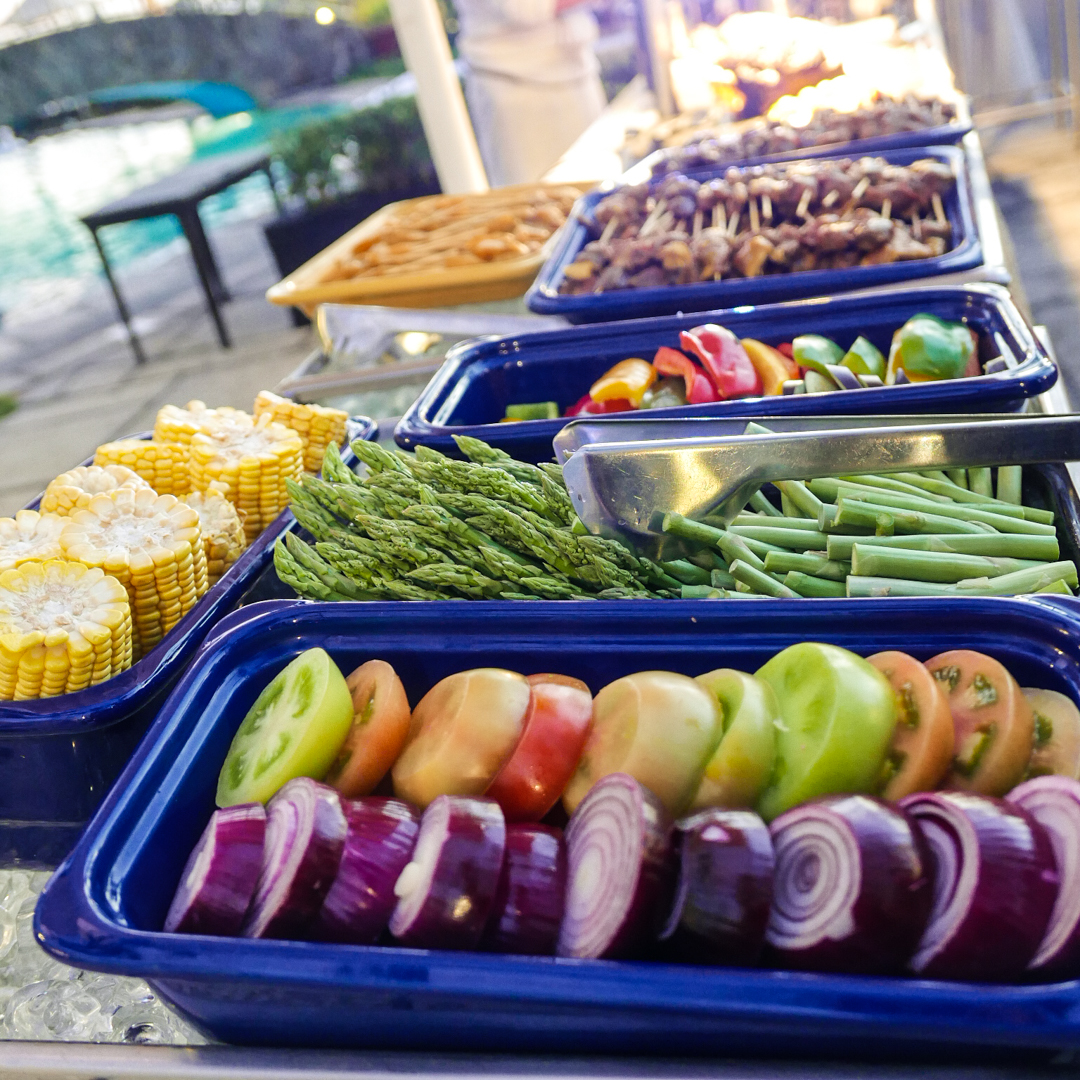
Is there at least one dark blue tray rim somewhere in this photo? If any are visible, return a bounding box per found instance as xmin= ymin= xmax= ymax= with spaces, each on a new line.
xmin=394 ymin=284 xmax=1054 ymax=446
xmin=0 ymin=417 xmax=377 ymax=736
xmin=33 ymin=595 xmax=1080 ymax=1053
xmin=525 ymin=145 xmax=981 ymax=319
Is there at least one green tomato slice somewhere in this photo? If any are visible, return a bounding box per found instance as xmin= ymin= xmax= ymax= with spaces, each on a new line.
xmin=690 ymin=669 xmax=778 ymax=810
xmin=216 ymin=647 xmax=354 ymax=807
xmin=754 ymin=642 xmax=897 ymax=821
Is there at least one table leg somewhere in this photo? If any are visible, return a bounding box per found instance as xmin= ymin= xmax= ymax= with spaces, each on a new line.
xmin=87 ymin=227 xmax=148 ymax=365
xmin=177 ymin=207 xmax=232 ymax=348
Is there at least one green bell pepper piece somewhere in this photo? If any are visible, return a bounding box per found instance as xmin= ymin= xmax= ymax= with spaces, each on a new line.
xmin=841 ymin=336 xmax=886 ymax=378
xmin=792 ymin=334 xmax=845 ymax=377
xmin=505 ymin=401 xmax=560 ymax=421
xmin=887 ymin=314 xmax=976 ymax=383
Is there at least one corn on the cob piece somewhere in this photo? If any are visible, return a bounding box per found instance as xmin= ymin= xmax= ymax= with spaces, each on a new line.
xmin=0 ymin=559 xmax=132 ymax=699
xmin=0 ymin=510 xmax=67 ymax=571
xmin=41 ymin=464 xmax=150 ymax=516
xmin=189 ymin=414 xmax=303 ymax=542
xmin=60 ymin=488 xmax=207 ymax=660
xmin=254 ymin=390 xmax=348 ymax=474
xmin=182 ymin=486 xmax=247 ymax=586
xmin=93 ymin=439 xmax=190 ymax=496
xmin=153 ymin=400 xmax=212 ymax=448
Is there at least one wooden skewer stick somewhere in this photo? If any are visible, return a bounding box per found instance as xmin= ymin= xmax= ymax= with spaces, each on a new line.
xmin=911 ymin=210 xmax=922 ymax=240
xmin=762 ymin=193 xmax=773 ymax=223
xmin=693 ymin=209 xmax=703 ymax=239
xmin=727 ymin=210 xmax=740 ymax=238
xmin=932 ymin=192 xmax=946 ymax=226
xmin=748 ymin=197 xmax=760 ymax=234
xmin=822 ymin=189 xmax=840 ymax=209
xmin=638 ymin=198 xmax=668 ymax=238
xmin=711 ymin=205 xmax=720 ymax=229
xmin=795 ymin=187 xmax=813 ymax=219
xmin=841 ymin=176 xmax=871 ymax=219
xmin=599 ymin=216 xmax=619 ymax=244
xmin=717 ymin=203 xmax=727 ymax=232
xmin=880 ymin=198 xmax=892 ymax=221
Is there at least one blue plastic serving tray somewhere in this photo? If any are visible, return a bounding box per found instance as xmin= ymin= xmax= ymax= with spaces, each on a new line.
xmin=395 ymin=284 xmax=1055 ymax=463
xmin=34 ymin=594 xmax=1080 ymax=1056
xmin=0 ymin=417 xmax=377 ymax=868
xmin=526 ymin=145 xmax=982 ymax=324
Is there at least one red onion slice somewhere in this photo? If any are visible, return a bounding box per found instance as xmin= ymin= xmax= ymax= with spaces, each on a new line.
xmin=389 ymin=795 xmax=506 ymax=950
xmin=825 ymin=364 xmax=862 ymax=391
xmin=659 ymin=808 xmax=774 ymax=966
xmin=164 ymin=803 xmax=267 ymax=936
xmin=901 ymin=791 xmax=1058 ymax=981
xmin=557 ymin=772 xmax=673 ymax=960
xmin=241 ymin=778 xmax=347 ymax=940
xmin=314 ymin=797 xmax=420 ymax=944
xmin=1008 ymin=775 xmax=1080 ymax=978
xmin=481 ymin=824 xmax=566 ymax=955
xmin=766 ymin=795 xmax=931 ymax=975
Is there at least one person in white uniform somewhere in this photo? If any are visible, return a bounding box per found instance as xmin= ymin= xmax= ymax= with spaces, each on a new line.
xmin=456 ymin=0 xmax=608 ymax=186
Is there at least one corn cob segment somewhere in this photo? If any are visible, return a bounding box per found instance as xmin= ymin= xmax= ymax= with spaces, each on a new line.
xmin=0 ymin=510 xmax=67 ymax=571
xmin=93 ymin=439 xmax=190 ymax=496
xmin=0 ymin=559 xmax=132 ymax=698
xmin=41 ymin=464 xmax=150 ymax=516
xmin=182 ymin=486 xmax=247 ymax=586
xmin=254 ymin=390 xmax=348 ymax=474
xmin=60 ymin=488 xmax=207 ymax=660
xmin=189 ymin=414 xmax=303 ymax=542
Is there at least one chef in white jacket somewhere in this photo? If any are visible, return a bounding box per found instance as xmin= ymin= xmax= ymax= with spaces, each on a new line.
xmin=457 ymin=0 xmax=607 ymax=186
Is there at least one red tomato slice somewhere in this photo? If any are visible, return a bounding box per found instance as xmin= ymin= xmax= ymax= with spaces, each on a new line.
xmin=867 ymin=651 xmax=954 ymax=800
xmin=485 ymin=673 xmax=594 ymax=822
xmin=326 ymin=659 xmax=412 ymax=798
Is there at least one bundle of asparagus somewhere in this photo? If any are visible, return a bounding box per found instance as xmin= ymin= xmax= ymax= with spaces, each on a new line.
xmin=274 ymin=436 xmax=682 ymax=602
xmin=665 ymin=462 xmax=1077 ymax=599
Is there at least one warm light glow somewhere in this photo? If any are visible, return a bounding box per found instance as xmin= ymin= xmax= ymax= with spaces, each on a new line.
xmin=314 ymin=6 xmax=336 ymax=24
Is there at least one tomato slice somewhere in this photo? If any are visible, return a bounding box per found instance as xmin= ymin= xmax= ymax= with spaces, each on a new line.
xmin=485 ymin=673 xmax=593 ymax=822
xmin=754 ymin=643 xmax=896 ymax=821
xmin=562 ymin=670 xmax=718 ymax=816
xmin=690 ymin=669 xmax=777 ymax=810
xmin=925 ymin=649 xmax=1034 ymax=796
xmin=1022 ymin=688 xmax=1080 ymax=781
xmin=392 ymin=668 xmax=531 ymax=808
xmin=216 ymin=647 xmax=354 ymax=807
xmin=325 ymin=659 xmax=412 ymax=798
xmin=867 ymin=651 xmax=954 ymax=800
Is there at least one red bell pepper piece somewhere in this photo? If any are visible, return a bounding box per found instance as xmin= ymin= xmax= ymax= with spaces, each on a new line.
xmin=652 ymin=346 xmax=705 ymax=399
xmin=679 ymin=324 xmax=762 ymax=399
xmin=565 ymin=393 xmax=594 ymax=417
xmin=566 ymin=393 xmax=634 ymax=417
xmin=688 ymin=372 xmax=719 ymax=404
xmin=777 ymin=342 xmax=794 ymax=360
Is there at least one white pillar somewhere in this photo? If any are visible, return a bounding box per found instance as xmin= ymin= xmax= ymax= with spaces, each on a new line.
xmin=387 ymin=0 xmax=490 ymax=193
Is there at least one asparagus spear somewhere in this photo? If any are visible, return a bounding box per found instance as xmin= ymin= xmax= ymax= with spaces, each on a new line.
xmin=836 ymin=499 xmax=993 ymax=536
xmin=659 ymin=560 xmax=712 ymax=586
xmin=827 ymin=473 xmax=953 ymax=503
xmin=885 ymin=470 xmax=1054 ymax=524
xmin=850 ymin=544 xmax=1042 ymax=583
xmin=969 ymin=467 xmax=994 ymax=497
xmin=826 ymin=530 xmax=1060 ymax=562
xmin=775 ymin=479 xmax=824 ymax=519
xmin=784 ymin=571 xmax=846 ymax=598
xmin=729 ymin=560 xmax=799 ymax=598
xmin=710 ymin=569 xmax=737 ymax=589
xmin=732 ymin=514 xmax=820 ymax=530
xmin=729 ymin=525 xmax=830 ymax=549
xmin=946 ymin=469 xmax=968 ymax=489
xmin=847 ymin=576 xmax=959 ymax=597
xmin=818 ymin=478 xmax=1027 ymax=520
xmin=997 ymin=465 xmax=1023 ymax=505
xmin=955 ymin=561 xmax=1077 ymax=595
xmin=764 ymin=550 xmax=850 ymax=581
xmin=662 ymin=512 xmax=771 ymax=573
xmin=749 ymin=490 xmax=784 ymax=517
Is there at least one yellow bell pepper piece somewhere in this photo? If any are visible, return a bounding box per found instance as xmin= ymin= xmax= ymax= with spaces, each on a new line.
xmin=741 ymin=339 xmax=795 ymax=396
xmin=589 ymin=358 xmax=657 ymax=406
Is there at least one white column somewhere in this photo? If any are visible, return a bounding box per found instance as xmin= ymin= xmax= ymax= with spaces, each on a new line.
xmin=387 ymin=0 xmax=490 ymax=193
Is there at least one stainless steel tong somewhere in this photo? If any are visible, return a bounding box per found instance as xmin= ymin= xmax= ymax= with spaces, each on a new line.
xmin=557 ymin=413 xmax=1080 ymax=556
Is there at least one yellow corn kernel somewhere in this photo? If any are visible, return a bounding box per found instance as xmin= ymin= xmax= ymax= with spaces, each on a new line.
xmin=253 ymin=390 xmax=349 ymax=474
xmin=0 ymin=510 xmax=67 ymax=571
xmin=0 ymin=559 xmax=132 ymax=698
xmin=41 ymin=464 xmax=150 ymax=516
xmin=181 ymin=486 xmax=247 ymax=586
xmin=60 ymin=488 xmax=207 ymax=660
xmin=189 ymin=414 xmax=303 ymax=542
xmin=93 ymin=440 xmax=189 ymax=496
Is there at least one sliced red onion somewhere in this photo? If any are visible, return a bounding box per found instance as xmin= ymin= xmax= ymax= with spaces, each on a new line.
xmin=766 ymin=795 xmax=931 ymax=975
xmin=389 ymin=796 xmax=506 ymax=950
xmin=901 ymin=791 xmax=1058 ymax=981
xmin=1008 ymin=775 xmax=1080 ymax=979
xmin=481 ymin=824 xmax=566 ymax=955
xmin=983 ymin=357 xmax=1008 ymax=374
xmin=825 ymin=364 xmax=862 ymax=391
xmin=658 ymin=809 xmax=774 ymax=966
xmin=241 ymin=778 xmax=347 ymax=940
xmin=557 ymin=772 xmax=673 ymax=960
xmin=782 ymin=379 xmax=806 ymax=396
xmin=165 ymin=803 xmax=267 ymax=936
xmin=857 ymin=374 xmax=884 ymax=388
xmin=314 ymin=798 xmax=420 ymax=944
xmin=894 ymin=369 xmax=911 ymax=384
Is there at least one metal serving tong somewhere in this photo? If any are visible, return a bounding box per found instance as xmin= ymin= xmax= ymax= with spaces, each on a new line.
xmin=557 ymin=413 xmax=1080 ymax=556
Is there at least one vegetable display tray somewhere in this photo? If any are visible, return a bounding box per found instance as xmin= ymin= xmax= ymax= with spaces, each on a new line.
xmin=34 ymin=594 xmax=1080 ymax=1056
xmin=525 ymin=146 xmax=982 ymax=324
xmin=394 ymin=284 xmax=1056 ymax=463
xmin=265 ymin=183 xmax=590 ymax=319
xmin=0 ymin=418 xmax=377 ymax=869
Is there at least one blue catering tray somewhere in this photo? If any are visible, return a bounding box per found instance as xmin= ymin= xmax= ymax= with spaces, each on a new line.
xmin=526 ymin=145 xmax=982 ymax=324
xmin=0 ymin=417 xmax=377 ymax=868
xmin=34 ymin=594 xmax=1080 ymax=1056
xmin=395 ymin=284 xmax=1056 ymax=463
